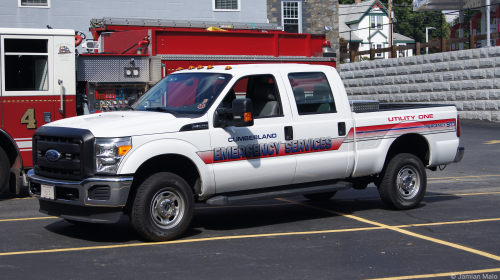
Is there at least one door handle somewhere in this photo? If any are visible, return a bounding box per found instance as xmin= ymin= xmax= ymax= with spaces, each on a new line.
xmin=285 ymin=126 xmax=293 ymax=140
xmin=338 ymin=122 xmax=346 ymax=136
xmin=58 ymin=79 xmax=64 ymax=114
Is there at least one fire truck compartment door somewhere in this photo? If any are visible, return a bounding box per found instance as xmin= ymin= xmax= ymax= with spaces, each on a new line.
xmin=0 ymin=35 xmax=56 ymax=167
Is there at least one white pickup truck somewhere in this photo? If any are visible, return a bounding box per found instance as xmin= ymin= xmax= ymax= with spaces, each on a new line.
xmin=28 ymin=64 xmax=464 ymax=241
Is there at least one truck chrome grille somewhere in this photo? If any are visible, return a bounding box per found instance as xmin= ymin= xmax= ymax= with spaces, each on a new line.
xmin=33 ymin=127 xmax=95 ymax=180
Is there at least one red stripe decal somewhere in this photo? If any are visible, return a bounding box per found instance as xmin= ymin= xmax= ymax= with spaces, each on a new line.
xmin=197 ymin=131 xmax=354 ymax=165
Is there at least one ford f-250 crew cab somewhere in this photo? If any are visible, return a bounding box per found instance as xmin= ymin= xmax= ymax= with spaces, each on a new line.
xmin=27 ymin=64 xmax=464 ymax=241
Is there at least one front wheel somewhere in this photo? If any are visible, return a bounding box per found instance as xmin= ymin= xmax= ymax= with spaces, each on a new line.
xmin=130 ymin=172 xmax=194 ymax=241
xmin=378 ymin=153 xmax=427 ymax=210
xmin=0 ymin=147 xmax=10 ymax=196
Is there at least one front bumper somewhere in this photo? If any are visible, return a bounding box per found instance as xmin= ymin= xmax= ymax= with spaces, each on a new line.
xmin=27 ymin=169 xmax=133 ymax=223
xmin=454 ymin=146 xmax=465 ymax=163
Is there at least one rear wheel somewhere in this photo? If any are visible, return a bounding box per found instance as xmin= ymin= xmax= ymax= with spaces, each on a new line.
xmin=378 ymin=153 xmax=427 ymax=210
xmin=130 ymin=172 xmax=194 ymax=242
xmin=303 ymin=191 xmax=337 ymax=201
xmin=0 ymin=147 xmax=10 ymax=196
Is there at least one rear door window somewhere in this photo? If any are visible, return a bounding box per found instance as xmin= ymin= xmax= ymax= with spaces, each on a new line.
xmin=288 ymin=72 xmax=336 ymax=115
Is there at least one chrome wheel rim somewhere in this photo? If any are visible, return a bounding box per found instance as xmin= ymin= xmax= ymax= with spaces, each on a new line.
xmin=150 ymin=188 xmax=185 ymax=229
xmin=396 ymin=165 xmax=420 ymax=200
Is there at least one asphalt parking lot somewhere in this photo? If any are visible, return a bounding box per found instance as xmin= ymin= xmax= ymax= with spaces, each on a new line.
xmin=0 ymin=119 xmax=499 ymax=280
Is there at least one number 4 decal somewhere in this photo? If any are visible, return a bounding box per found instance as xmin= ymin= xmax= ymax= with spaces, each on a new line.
xmin=21 ymin=108 xmax=37 ymax=129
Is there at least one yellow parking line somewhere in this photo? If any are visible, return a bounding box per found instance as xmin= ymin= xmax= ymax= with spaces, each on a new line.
xmin=0 ymin=197 xmax=35 ymax=201
xmin=0 ymin=217 xmax=58 ymax=222
xmin=0 ymin=226 xmax=383 ymax=256
xmin=428 ymin=175 xmax=500 ymax=180
xmin=425 ymin=191 xmax=500 ymax=197
xmin=277 ymin=198 xmax=500 ymax=262
xmin=0 ymin=214 xmax=500 ymax=256
xmin=353 ymin=191 xmax=500 ymax=202
xmin=397 ymin=217 xmax=500 ymax=228
xmin=366 ymin=267 xmax=500 ymax=280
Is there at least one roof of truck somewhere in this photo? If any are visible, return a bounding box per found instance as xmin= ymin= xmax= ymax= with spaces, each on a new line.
xmin=0 ymin=28 xmax=75 ymax=36
xmin=172 ymin=64 xmax=335 ymax=75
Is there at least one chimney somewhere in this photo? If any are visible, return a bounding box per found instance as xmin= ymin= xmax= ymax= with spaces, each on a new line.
xmin=355 ymin=0 xmax=361 ymax=4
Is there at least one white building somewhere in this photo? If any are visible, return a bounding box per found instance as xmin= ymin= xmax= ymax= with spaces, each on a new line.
xmin=340 ymin=0 xmax=415 ymax=59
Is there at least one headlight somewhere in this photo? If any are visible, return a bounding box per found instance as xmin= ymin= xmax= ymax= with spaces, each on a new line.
xmin=95 ymin=137 xmax=132 ymax=174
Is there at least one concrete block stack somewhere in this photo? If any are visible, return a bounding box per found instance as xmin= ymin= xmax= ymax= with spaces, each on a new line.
xmin=339 ymin=47 xmax=500 ymax=122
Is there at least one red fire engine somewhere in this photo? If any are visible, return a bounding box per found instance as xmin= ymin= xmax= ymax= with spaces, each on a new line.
xmin=0 ymin=18 xmax=336 ymax=195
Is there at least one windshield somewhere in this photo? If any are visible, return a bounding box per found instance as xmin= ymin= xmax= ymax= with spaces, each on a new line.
xmin=132 ymin=73 xmax=232 ymax=115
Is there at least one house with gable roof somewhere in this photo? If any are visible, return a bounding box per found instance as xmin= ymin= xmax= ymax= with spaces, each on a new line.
xmin=340 ymin=0 xmax=414 ymax=59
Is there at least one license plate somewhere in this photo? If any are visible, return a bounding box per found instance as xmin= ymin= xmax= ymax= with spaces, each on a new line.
xmin=41 ymin=184 xmax=55 ymax=200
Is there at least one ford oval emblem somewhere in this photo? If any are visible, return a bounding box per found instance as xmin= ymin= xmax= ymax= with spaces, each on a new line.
xmin=45 ymin=149 xmax=61 ymax=162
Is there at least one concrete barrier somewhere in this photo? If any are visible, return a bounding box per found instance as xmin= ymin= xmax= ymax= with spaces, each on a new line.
xmin=339 ymin=47 xmax=500 ymax=122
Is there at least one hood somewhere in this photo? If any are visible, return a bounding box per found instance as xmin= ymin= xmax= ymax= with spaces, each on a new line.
xmin=45 ymin=111 xmax=194 ymax=137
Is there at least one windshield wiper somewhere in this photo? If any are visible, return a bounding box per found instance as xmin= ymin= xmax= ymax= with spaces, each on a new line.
xmin=145 ymin=107 xmax=178 ymax=115
xmin=125 ymin=106 xmax=138 ymax=111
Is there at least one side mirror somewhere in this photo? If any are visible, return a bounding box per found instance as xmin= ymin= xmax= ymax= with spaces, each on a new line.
xmin=215 ymin=98 xmax=254 ymax=128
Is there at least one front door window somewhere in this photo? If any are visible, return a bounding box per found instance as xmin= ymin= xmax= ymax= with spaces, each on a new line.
xmin=4 ymin=39 xmax=49 ymax=91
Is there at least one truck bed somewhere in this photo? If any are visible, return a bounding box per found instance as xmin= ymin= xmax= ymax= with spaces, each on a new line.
xmin=350 ymin=103 xmax=459 ymax=178
xmin=350 ymin=100 xmax=456 ymax=113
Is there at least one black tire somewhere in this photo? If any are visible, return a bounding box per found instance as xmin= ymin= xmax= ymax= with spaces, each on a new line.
xmin=303 ymin=191 xmax=337 ymax=201
xmin=0 ymin=147 xmax=10 ymax=196
xmin=378 ymin=153 xmax=427 ymax=210
xmin=130 ymin=172 xmax=194 ymax=242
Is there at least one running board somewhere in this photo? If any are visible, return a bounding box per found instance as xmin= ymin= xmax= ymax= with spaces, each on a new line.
xmin=205 ymin=181 xmax=352 ymax=205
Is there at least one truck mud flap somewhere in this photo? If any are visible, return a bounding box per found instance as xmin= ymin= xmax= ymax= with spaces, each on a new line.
xmin=206 ymin=181 xmax=352 ymax=205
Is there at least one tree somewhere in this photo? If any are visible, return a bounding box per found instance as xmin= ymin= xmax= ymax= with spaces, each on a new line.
xmin=341 ymin=0 xmax=452 ymax=43
xmin=339 ymin=37 xmax=349 ymax=62
xmin=451 ymin=10 xmax=480 ymax=39
xmin=387 ymin=0 xmax=451 ymax=43
xmin=340 ymin=37 xmax=348 ymax=53
xmin=428 ymin=37 xmax=450 ymax=53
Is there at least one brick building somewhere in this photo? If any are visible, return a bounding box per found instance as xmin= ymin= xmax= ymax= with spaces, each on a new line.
xmin=267 ymin=0 xmax=340 ymax=58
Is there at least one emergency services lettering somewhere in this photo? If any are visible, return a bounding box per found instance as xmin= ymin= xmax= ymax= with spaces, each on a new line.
xmin=213 ymin=137 xmax=333 ymax=162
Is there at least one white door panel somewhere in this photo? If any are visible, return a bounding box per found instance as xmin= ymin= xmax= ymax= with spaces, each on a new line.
xmin=280 ymin=69 xmax=354 ymax=184
xmin=208 ymin=72 xmax=296 ymax=193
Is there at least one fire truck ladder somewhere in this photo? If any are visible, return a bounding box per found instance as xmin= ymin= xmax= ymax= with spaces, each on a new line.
xmin=91 ymin=18 xmax=283 ymax=31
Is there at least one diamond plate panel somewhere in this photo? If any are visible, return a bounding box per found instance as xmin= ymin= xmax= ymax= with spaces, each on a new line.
xmin=149 ymin=56 xmax=162 ymax=84
xmin=77 ymin=56 xmax=150 ymax=82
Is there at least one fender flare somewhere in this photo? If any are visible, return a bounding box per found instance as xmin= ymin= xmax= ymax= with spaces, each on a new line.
xmin=0 ymin=129 xmax=24 ymax=170
xmin=118 ymin=138 xmax=216 ymax=197
xmin=352 ymin=121 xmax=433 ymax=178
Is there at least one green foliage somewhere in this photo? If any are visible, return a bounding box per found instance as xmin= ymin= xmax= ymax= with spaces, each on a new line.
xmin=379 ymin=0 xmax=452 ymax=42
xmin=451 ymin=10 xmax=480 ymax=38
xmin=341 ymin=0 xmax=454 ymax=43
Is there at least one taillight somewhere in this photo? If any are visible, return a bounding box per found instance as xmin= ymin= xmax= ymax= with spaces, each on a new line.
xmin=323 ymin=40 xmax=331 ymax=48
xmin=456 ymin=115 xmax=461 ymax=137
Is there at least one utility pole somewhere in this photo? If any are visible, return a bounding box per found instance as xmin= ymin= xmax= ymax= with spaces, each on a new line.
xmin=388 ymin=0 xmax=393 ymax=58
